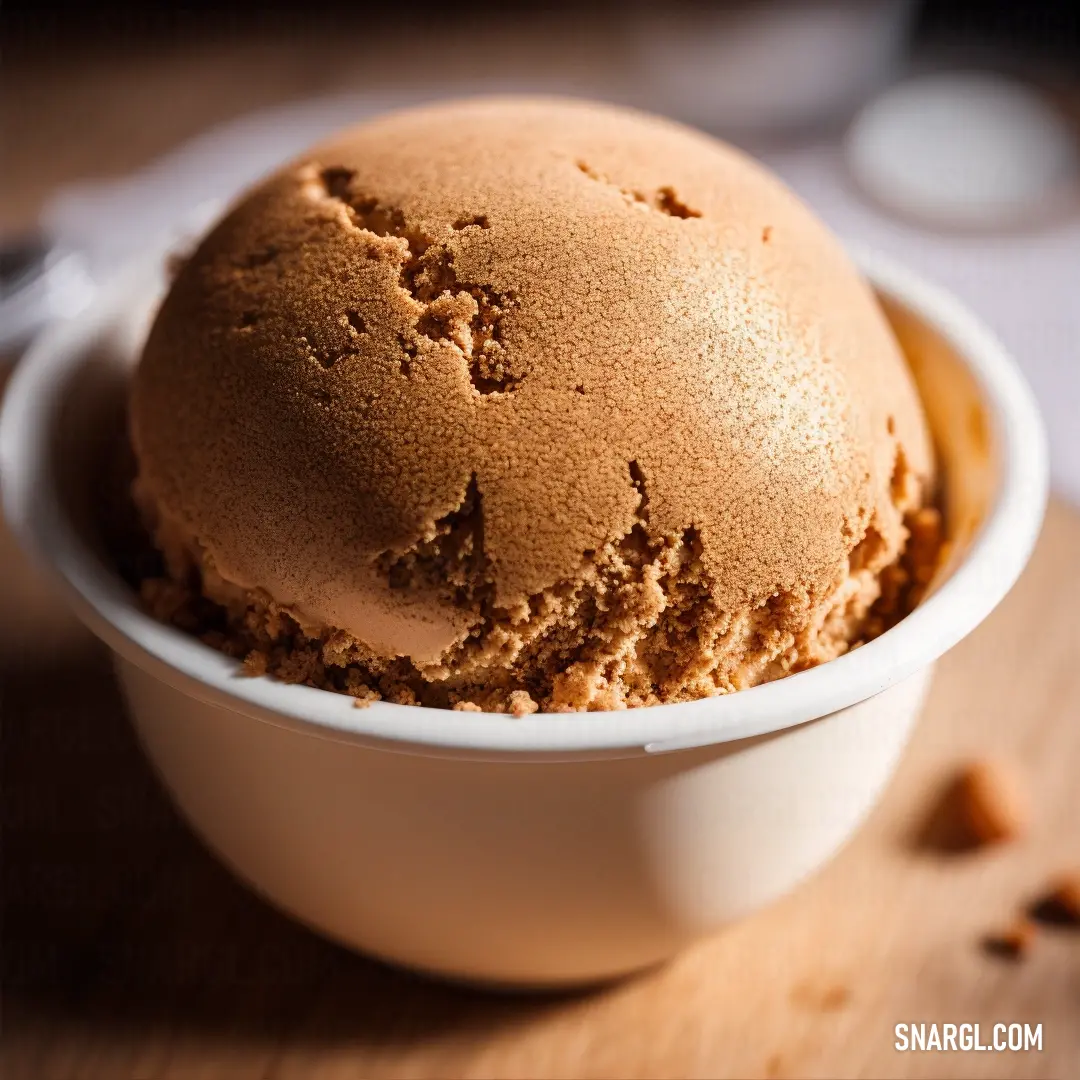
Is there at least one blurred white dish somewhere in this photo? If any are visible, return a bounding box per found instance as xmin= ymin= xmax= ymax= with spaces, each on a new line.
xmin=846 ymin=72 xmax=1080 ymax=230
xmin=631 ymin=0 xmax=916 ymax=134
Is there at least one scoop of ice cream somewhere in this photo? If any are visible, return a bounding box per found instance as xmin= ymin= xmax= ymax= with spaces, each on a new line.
xmin=131 ymin=97 xmax=934 ymax=711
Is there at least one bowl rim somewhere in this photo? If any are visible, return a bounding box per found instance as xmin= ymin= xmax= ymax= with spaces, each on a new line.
xmin=0 ymin=248 xmax=1048 ymax=755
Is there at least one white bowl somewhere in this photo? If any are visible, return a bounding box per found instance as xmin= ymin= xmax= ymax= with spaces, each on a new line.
xmin=0 ymin=251 xmax=1047 ymax=987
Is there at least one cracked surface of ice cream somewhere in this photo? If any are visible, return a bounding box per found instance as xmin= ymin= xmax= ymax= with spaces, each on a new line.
xmin=130 ymin=97 xmax=936 ymax=713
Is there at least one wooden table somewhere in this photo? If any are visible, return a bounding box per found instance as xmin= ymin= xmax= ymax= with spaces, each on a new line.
xmin=3 ymin=29 xmax=1079 ymax=1080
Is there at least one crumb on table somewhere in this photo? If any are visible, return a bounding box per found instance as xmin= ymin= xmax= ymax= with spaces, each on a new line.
xmin=956 ymin=759 xmax=1030 ymax=846
xmin=1030 ymin=872 xmax=1080 ymax=927
xmin=982 ymin=919 xmax=1037 ymax=961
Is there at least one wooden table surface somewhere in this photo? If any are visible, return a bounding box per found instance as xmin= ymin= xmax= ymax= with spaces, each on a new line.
xmin=3 ymin=29 xmax=1079 ymax=1080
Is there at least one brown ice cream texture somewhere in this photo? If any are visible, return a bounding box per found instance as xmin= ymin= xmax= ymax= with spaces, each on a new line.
xmin=131 ymin=97 xmax=936 ymax=712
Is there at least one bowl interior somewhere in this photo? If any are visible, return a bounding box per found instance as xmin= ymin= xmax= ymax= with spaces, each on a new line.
xmin=880 ymin=294 xmax=996 ymax=596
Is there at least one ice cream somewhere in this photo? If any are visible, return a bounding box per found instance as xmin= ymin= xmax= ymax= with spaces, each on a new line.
xmin=130 ymin=97 xmax=937 ymax=713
